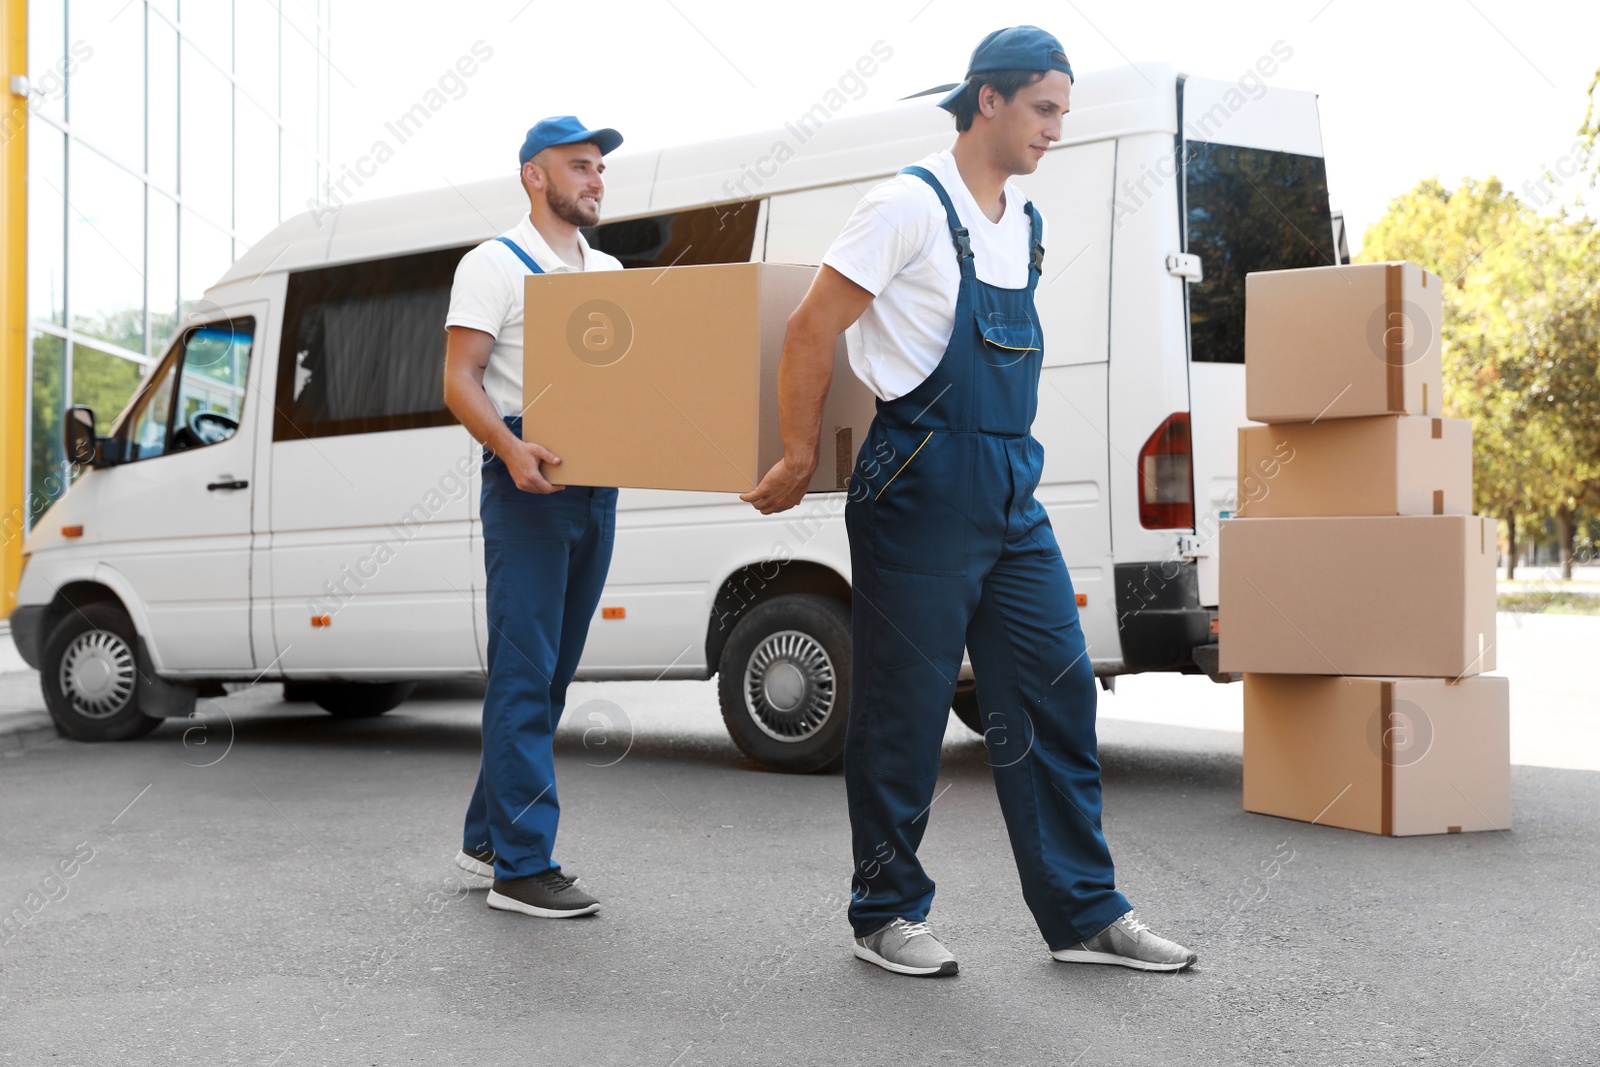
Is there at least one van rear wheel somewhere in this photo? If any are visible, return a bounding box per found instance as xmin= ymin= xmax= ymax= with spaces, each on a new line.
xmin=40 ymin=602 xmax=161 ymax=742
xmin=298 ymin=682 xmax=416 ymax=719
xmin=717 ymin=594 xmax=851 ymax=774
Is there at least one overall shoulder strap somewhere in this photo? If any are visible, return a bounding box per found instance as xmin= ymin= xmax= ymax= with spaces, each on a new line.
xmin=494 ymin=235 xmax=545 ymax=274
xmin=1024 ymin=202 xmax=1044 ymax=290
xmin=899 ymin=166 xmax=975 ymax=279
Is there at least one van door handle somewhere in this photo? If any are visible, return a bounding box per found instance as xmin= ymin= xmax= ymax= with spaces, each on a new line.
xmin=207 ymin=479 xmax=249 ymax=491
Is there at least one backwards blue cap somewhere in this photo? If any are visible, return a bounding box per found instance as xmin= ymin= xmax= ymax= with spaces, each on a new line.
xmin=937 ymin=26 xmax=1074 ymax=112
xmin=519 ymin=115 xmax=623 ymax=166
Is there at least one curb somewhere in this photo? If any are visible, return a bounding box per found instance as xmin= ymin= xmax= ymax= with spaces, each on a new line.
xmin=0 ymin=657 xmax=57 ymax=752
xmin=0 ymin=713 xmax=58 ymax=755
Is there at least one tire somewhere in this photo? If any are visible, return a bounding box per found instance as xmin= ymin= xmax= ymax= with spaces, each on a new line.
xmin=301 ymin=681 xmax=416 ymax=719
xmin=717 ymin=594 xmax=851 ymax=773
xmin=951 ymin=678 xmax=984 ymax=736
xmin=40 ymin=602 xmax=161 ymax=742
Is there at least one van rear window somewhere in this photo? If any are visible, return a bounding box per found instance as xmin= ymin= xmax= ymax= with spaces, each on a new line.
xmin=1185 ymin=141 xmax=1334 ymax=364
xmin=274 ymin=246 xmax=472 ymax=441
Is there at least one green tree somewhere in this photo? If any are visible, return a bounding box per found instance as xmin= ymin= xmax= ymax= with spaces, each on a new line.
xmin=27 ymin=334 xmax=69 ymax=531
xmin=70 ymin=346 xmax=145 ymax=428
xmin=1358 ymin=178 xmax=1600 ymax=578
xmin=1501 ymin=216 xmax=1600 ymax=575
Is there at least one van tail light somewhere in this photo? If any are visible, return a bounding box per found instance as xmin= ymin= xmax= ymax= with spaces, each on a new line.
xmin=1137 ymin=412 xmax=1194 ymax=529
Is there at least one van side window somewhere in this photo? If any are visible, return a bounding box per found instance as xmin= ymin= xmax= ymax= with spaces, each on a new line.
xmin=115 ymin=318 xmax=255 ymax=462
xmin=274 ymin=246 xmax=472 ymax=441
xmin=583 ymin=200 xmax=761 ymax=267
xmin=1184 ymin=141 xmax=1334 ymax=363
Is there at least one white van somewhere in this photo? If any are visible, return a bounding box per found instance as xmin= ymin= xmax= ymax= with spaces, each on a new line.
xmin=11 ymin=63 xmax=1340 ymax=771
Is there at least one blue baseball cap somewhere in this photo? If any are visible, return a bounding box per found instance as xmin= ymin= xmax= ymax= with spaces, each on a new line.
xmin=937 ymin=26 xmax=1074 ymax=112
xmin=518 ymin=115 xmax=623 ymax=165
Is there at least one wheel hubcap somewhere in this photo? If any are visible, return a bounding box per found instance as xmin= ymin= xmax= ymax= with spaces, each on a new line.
xmin=743 ymin=630 xmax=835 ymax=743
xmin=60 ymin=629 xmax=137 ymax=719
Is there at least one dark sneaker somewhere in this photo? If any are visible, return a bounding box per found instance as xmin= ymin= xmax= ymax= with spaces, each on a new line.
xmin=853 ymin=918 xmax=958 ymax=977
xmin=487 ymin=869 xmax=600 ymax=918
xmin=1050 ymin=912 xmax=1197 ymax=972
xmin=455 ymin=847 xmax=496 ymax=879
xmin=456 ymin=847 xmax=579 ymax=885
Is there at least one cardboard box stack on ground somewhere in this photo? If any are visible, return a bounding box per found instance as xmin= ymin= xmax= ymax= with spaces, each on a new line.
xmin=1242 ymin=674 xmax=1510 ymax=836
xmin=521 ymin=262 xmax=878 ymax=494
xmin=1222 ymin=261 xmax=1510 ymax=836
xmin=1234 ymin=416 xmax=1473 ymax=518
xmin=1245 ymin=261 xmax=1443 ymax=423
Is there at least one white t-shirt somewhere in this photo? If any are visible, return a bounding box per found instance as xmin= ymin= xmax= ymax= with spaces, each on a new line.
xmin=445 ymin=213 xmax=624 ymax=418
xmin=822 ymin=149 xmax=1045 ymax=401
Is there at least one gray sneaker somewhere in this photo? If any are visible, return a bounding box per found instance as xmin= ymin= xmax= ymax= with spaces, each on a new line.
xmin=1050 ymin=912 xmax=1197 ymax=971
xmin=853 ymin=918 xmax=958 ymax=977
xmin=487 ymin=869 xmax=600 ymax=918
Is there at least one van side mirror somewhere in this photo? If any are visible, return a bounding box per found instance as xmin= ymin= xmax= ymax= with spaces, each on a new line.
xmin=64 ymin=406 xmax=101 ymax=467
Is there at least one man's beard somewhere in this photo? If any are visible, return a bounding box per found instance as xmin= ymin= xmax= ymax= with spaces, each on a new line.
xmin=546 ymin=185 xmax=599 ymax=227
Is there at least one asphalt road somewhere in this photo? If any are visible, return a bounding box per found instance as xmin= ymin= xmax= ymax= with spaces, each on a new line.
xmin=2 ymin=675 xmax=1597 ymax=1067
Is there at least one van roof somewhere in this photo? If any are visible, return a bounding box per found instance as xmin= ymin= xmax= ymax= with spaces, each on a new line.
xmin=221 ymin=62 xmax=1190 ymax=285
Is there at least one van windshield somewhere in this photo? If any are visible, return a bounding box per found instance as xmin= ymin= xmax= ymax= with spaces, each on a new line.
xmin=1185 ymin=140 xmax=1334 ymax=364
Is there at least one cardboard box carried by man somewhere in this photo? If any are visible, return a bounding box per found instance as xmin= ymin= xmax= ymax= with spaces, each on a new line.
xmin=522 ymin=263 xmax=878 ymax=494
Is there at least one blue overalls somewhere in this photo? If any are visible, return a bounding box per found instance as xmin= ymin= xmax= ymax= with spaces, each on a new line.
xmin=462 ymin=236 xmax=619 ymax=880
xmin=843 ymin=168 xmax=1131 ymax=949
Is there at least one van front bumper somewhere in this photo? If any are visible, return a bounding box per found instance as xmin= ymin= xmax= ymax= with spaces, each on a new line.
xmin=1113 ymin=561 xmax=1213 ymax=674
xmin=8 ymin=604 xmax=47 ymax=670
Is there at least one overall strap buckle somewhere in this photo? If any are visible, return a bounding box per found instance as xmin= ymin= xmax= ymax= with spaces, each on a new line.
xmin=1024 ymin=201 xmax=1045 ymax=286
xmin=952 ymin=227 xmax=975 ymax=263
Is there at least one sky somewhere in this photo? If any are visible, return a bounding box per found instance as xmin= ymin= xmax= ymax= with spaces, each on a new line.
xmin=317 ymin=0 xmax=1600 ymax=256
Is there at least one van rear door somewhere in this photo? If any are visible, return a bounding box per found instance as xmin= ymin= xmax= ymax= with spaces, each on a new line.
xmin=1179 ymin=76 xmax=1336 ymax=607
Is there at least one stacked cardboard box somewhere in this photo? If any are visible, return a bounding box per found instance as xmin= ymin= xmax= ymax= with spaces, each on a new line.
xmin=1219 ymin=262 xmax=1511 ymax=836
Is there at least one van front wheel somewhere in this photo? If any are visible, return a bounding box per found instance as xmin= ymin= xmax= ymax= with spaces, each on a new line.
xmin=717 ymin=594 xmax=851 ymax=774
xmin=41 ymin=602 xmax=161 ymax=742
xmin=300 ymin=682 xmax=416 ymax=719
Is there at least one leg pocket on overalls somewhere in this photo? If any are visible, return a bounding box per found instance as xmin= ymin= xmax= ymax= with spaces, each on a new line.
xmin=863 ymin=430 xmax=972 ymax=577
xmin=865 ymin=654 xmax=958 ymax=780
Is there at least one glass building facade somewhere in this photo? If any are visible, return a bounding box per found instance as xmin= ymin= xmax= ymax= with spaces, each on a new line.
xmin=24 ymin=0 xmax=333 ymax=528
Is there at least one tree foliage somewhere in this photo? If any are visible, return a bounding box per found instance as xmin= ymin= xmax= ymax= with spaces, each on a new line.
xmin=1357 ymin=176 xmax=1600 ymax=575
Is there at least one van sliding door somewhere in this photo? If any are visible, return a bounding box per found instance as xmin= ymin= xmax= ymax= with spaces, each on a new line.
xmin=266 ymin=248 xmax=481 ymax=677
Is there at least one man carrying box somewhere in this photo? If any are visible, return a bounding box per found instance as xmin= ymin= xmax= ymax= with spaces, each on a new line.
xmin=744 ymin=28 xmax=1197 ymax=976
xmin=442 ymin=116 xmax=625 ymax=919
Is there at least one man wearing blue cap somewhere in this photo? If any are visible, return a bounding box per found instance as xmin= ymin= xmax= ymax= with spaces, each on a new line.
xmin=443 ymin=116 xmax=625 ymax=919
xmin=745 ymin=28 xmax=1198 ymax=975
